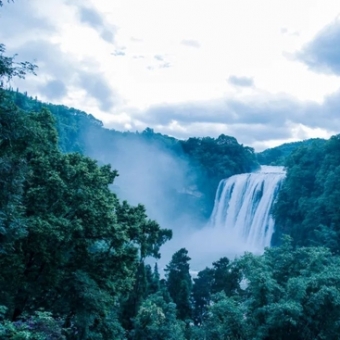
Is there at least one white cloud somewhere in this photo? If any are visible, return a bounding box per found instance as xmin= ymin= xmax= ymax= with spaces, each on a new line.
xmin=1 ymin=0 xmax=340 ymax=150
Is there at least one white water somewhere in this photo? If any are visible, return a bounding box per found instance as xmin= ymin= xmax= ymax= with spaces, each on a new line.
xmin=209 ymin=166 xmax=285 ymax=252
xmin=157 ymin=166 xmax=285 ymax=272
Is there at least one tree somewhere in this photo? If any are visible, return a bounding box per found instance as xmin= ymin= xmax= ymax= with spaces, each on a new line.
xmin=116 ymin=201 xmax=172 ymax=261
xmin=0 ymin=44 xmax=37 ymax=88
xmin=192 ymin=267 xmax=214 ymax=325
xmin=149 ymin=263 xmax=161 ymax=294
xmin=192 ymin=257 xmax=242 ymax=327
xmin=273 ymin=137 xmax=340 ymax=251
xmin=132 ymin=293 xmax=185 ymax=340
xmin=165 ymin=248 xmax=192 ymax=321
xmin=0 ymin=310 xmax=67 ymax=339
xmin=117 ymin=202 xmax=172 ymax=330
xmin=179 ymin=135 xmax=259 ymax=218
xmin=232 ymin=239 xmax=340 ymax=339
xmin=211 ymin=257 xmax=241 ymax=296
xmin=203 ymin=292 xmax=249 ymax=340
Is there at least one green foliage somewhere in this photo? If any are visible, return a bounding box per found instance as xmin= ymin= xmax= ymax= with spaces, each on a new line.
xmin=256 ymin=139 xmax=325 ymax=166
xmin=149 ymin=263 xmax=161 ymax=294
xmin=0 ymin=37 xmax=171 ymax=339
xmin=192 ymin=267 xmax=214 ymax=325
xmin=199 ymin=240 xmax=340 ymax=340
xmin=165 ymin=248 xmax=192 ymax=321
xmin=0 ymin=310 xmax=67 ymax=340
xmin=132 ymin=293 xmax=185 ymax=340
xmin=117 ymin=203 xmax=171 ymax=330
xmin=0 ymin=44 xmax=37 ymax=88
xmin=192 ymin=257 xmax=241 ymax=326
xmin=8 ymin=90 xmax=102 ymax=154
xmin=211 ymin=257 xmax=241 ymax=295
xmin=116 ymin=201 xmax=172 ymax=260
xmin=203 ymin=292 xmax=249 ymax=340
xmin=236 ymin=241 xmax=340 ymax=339
xmin=180 ymin=134 xmax=258 ymax=175
xmin=273 ymin=136 xmax=340 ymax=250
xmin=180 ymin=135 xmax=259 ymax=216
xmin=6 ymin=90 xmax=260 ymax=221
xmin=0 ymin=91 xmax=171 ymax=338
xmin=119 ymin=262 xmax=155 ymax=331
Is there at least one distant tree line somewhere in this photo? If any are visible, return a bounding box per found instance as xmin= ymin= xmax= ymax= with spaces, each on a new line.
xmin=256 ymin=139 xmax=326 ymax=166
xmin=8 ymin=89 xmax=259 ymax=220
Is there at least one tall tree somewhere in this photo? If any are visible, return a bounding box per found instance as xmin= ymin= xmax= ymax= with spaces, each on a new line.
xmin=192 ymin=267 xmax=214 ymax=325
xmin=165 ymin=248 xmax=192 ymax=321
xmin=117 ymin=202 xmax=172 ymax=330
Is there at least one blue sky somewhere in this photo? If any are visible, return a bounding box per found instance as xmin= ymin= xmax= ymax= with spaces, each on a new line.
xmin=1 ymin=0 xmax=340 ymax=150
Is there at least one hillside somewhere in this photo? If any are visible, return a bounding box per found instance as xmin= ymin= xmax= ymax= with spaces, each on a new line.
xmin=272 ymin=136 xmax=340 ymax=250
xmin=8 ymin=90 xmax=259 ymax=223
xmin=256 ymin=139 xmax=326 ymax=166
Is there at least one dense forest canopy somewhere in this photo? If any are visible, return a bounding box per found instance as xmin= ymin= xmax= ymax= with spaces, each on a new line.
xmin=256 ymin=138 xmax=326 ymax=166
xmin=272 ymin=136 xmax=340 ymax=250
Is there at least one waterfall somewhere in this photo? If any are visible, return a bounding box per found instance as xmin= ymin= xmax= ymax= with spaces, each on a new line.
xmin=209 ymin=166 xmax=285 ymax=252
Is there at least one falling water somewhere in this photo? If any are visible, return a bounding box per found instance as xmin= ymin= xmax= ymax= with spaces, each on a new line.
xmin=209 ymin=166 xmax=285 ymax=252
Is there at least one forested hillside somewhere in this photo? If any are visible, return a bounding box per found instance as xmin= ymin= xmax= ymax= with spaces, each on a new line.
xmin=8 ymin=90 xmax=259 ymax=222
xmin=256 ymin=138 xmax=325 ymax=165
xmin=273 ymin=136 xmax=340 ymax=250
xmin=0 ymin=50 xmax=173 ymax=337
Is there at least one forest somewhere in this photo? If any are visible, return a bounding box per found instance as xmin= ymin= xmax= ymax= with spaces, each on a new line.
xmin=2 ymin=3 xmax=340 ymax=340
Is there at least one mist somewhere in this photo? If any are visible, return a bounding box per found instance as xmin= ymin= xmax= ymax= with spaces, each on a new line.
xmin=83 ymin=131 xmax=220 ymax=270
xmin=93 ymin=139 xmax=201 ymax=223
xmin=157 ymin=222 xmax=264 ymax=274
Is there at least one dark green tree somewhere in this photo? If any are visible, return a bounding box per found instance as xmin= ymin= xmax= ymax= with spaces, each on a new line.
xmin=203 ymin=292 xmax=249 ymax=340
xmin=192 ymin=267 xmax=214 ymax=325
xmin=149 ymin=263 xmax=161 ymax=294
xmin=211 ymin=257 xmax=241 ymax=295
xmin=233 ymin=239 xmax=340 ymax=339
xmin=165 ymin=248 xmax=192 ymax=321
xmin=117 ymin=202 xmax=172 ymax=330
xmin=132 ymin=293 xmax=185 ymax=340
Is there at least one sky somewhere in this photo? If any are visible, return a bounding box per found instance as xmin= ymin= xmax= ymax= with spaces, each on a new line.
xmin=1 ymin=0 xmax=340 ymax=150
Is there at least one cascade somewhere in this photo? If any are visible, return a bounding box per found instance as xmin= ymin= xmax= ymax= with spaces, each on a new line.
xmin=209 ymin=166 xmax=285 ymax=252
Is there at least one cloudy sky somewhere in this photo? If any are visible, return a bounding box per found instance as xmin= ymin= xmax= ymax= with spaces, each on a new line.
xmin=1 ymin=0 xmax=340 ymax=150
